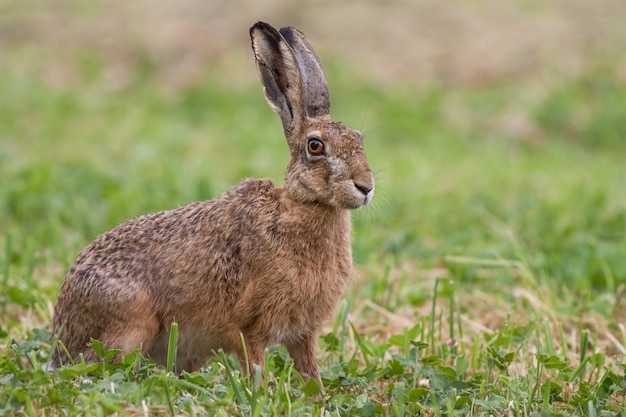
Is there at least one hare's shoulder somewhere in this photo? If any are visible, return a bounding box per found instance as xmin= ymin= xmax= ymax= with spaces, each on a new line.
xmin=221 ymin=178 xmax=278 ymax=205
xmin=125 ymin=178 xmax=279 ymax=231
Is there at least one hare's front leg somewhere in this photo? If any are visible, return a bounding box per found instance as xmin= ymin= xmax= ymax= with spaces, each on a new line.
xmin=285 ymin=333 xmax=322 ymax=387
xmin=235 ymin=333 xmax=266 ymax=381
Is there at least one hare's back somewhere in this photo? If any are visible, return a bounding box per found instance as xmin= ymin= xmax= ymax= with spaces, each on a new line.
xmin=59 ymin=178 xmax=281 ymax=302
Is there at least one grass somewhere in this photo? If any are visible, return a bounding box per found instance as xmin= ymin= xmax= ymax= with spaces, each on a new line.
xmin=2 ymin=4 xmax=626 ymax=416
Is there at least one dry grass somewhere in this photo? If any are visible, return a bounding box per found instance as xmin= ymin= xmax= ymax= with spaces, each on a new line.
xmin=346 ymin=259 xmax=626 ymax=384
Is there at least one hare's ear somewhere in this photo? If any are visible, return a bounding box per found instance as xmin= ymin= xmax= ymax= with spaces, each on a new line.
xmin=250 ymin=22 xmax=305 ymax=136
xmin=279 ymin=26 xmax=330 ymax=119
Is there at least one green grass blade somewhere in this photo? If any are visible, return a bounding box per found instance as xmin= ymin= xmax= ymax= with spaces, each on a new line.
xmin=219 ymin=350 xmax=244 ymax=404
xmin=580 ymin=329 xmax=589 ymax=363
xmin=542 ymin=321 xmax=555 ymax=356
xmin=557 ymin=322 xmax=567 ymax=362
xmin=1 ymin=233 xmax=11 ymax=313
xmin=430 ymin=277 xmax=440 ymax=355
xmin=166 ymin=322 xmax=178 ymax=373
xmin=449 ymin=280 xmax=455 ymax=342
xmin=240 ymin=332 xmax=250 ymax=376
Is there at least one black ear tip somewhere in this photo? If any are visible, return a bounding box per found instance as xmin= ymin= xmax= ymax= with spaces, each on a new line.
xmin=251 ymin=21 xmax=270 ymax=30
xmin=250 ymin=21 xmax=273 ymax=36
xmin=278 ymin=26 xmax=298 ymax=44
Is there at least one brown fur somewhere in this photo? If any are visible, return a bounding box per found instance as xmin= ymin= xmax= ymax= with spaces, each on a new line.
xmin=51 ymin=22 xmax=374 ymax=387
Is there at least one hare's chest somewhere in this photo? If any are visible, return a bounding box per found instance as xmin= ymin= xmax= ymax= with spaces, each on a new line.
xmin=268 ymin=270 xmax=350 ymax=342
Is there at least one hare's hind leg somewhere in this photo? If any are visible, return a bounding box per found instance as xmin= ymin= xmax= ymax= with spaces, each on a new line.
xmin=96 ymin=290 xmax=160 ymax=362
xmin=99 ymin=314 xmax=160 ymax=361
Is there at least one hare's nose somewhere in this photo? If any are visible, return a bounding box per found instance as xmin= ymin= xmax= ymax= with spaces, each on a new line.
xmin=354 ymin=182 xmax=373 ymax=196
xmin=354 ymin=171 xmax=375 ymax=196
xmin=353 ymin=170 xmax=375 ymax=206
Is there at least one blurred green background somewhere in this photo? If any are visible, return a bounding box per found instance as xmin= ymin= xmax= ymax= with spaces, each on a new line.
xmin=1 ymin=0 xmax=625 ymax=318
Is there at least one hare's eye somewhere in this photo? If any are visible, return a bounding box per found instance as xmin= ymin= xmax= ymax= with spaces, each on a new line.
xmin=307 ymin=138 xmax=325 ymax=156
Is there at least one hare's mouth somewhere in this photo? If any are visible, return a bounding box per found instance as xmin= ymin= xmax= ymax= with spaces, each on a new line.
xmin=362 ymin=187 xmax=374 ymax=206
xmin=350 ymin=175 xmax=375 ymax=208
xmin=356 ymin=188 xmax=375 ymax=209
xmin=332 ymin=183 xmax=374 ymax=210
xmin=354 ymin=182 xmax=374 ymax=206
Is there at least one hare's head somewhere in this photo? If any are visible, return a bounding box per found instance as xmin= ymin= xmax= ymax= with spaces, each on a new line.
xmin=251 ymin=22 xmax=374 ymax=210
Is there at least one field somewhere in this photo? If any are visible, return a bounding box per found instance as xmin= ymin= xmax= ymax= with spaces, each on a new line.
xmin=1 ymin=1 xmax=626 ymax=415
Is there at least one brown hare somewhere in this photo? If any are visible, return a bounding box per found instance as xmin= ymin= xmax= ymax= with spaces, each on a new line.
xmin=51 ymin=21 xmax=374 ymax=387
